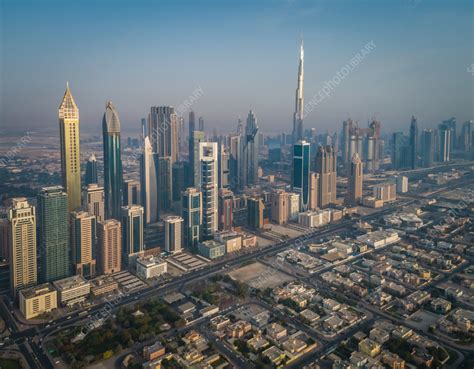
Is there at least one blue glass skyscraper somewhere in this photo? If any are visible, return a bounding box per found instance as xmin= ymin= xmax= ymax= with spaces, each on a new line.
xmin=292 ymin=140 xmax=310 ymax=211
xmin=103 ymin=101 xmax=123 ymax=220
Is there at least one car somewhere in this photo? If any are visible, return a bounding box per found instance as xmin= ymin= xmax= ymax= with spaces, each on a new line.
xmin=67 ymin=316 xmax=71 ymax=320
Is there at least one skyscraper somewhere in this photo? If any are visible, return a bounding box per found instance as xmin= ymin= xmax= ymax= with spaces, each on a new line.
xmin=59 ymin=83 xmax=81 ymax=212
xmin=199 ymin=116 xmax=205 ymax=131
xmin=121 ymin=205 xmax=144 ymax=268
xmin=164 ymin=216 xmax=183 ymax=253
xmin=141 ymin=136 xmax=159 ymax=224
xmin=229 ymin=134 xmax=243 ymax=191
xmin=292 ymin=40 xmax=304 ymax=143
xmin=148 ymin=106 xmax=178 ymax=162
xmin=158 ymin=157 xmax=173 ymax=213
xmin=123 ymin=179 xmax=141 ymax=206
xmin=292 ymin=140 xmax=310 ymax=211
xmin=103 ymin=101 xmax=123 ymax=220
xmin=85 ymin=154 xmax=98 ymax=186
xmin=309 ymin=172 xmax=319 ymax=210
xmin=421 ymin=129 xmax=434 ymax=167
xmin=315 ymin=145 xmax=337 ymax=208
xmin=199 ymin=142 xmax=218 ymax=240
xmin=182 ymin=187 xmax=202 ymax=248
xmin=347 ymin=153 xmax=363 ymax=205
xmin=97 ymin=219 xmax=122 ymax=275
xmin=409 ymin=116 xmax=418 ymax=169
xmin=71 ymin=211 xmax=96 ymax=278
xmin=172 ymin=161 xmax=186 ymax=203
xmin=218 ymin=143 xmax=230 ymax=189
xmin=190 ymin=130 xmax=206 ymax=188
xmin=243 ymin=110 xmax=259 ymax=186
xmin=248 ymin=197 xmax=264 ymax=230
xmin=188 ymin=111 xmax=196 ymax=136
xmin=37 ymin=186 xmax=70 ymax=282
xmin=439 ymin=126 xmax=451 ymax=162
xmin=218 ymin=188 xmax=233 ymax=231
xmin=8 ymin=198 xmax=37 ymax=297
xmin=82 ymin=183 xmax=105 ymax=222
xmin=271 ymin=190 xmax=289 ymax=225
xmin=341 ymin=119 xmax=353 ymax=166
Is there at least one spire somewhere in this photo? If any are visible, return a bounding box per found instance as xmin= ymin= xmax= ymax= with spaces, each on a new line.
xmin=300 ymin=37 xmax=304 ymax=60
xmin=58 ymin=82 xmax=79 ymax=120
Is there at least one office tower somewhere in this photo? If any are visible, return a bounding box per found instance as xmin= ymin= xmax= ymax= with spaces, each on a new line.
xmin=288 ymin=193 xmax=300 ymax=220
xmin=70 ymin=211 xmax=96 ymax=278
xmin=172 ymin=161 xmax=186 ymax=203
xmin=102 ymin=101 xmax=123 ymax=220
xmin=149 ymin=106 xmax=178 ymax=162
xmin=141 ymin=118 xmax=147 ymax=140
xmin=37 ymin=186 xmax=70 ymax=282
xmin=439 ymin=127 xmax=451 ymax=162
xmin=271 ymin=190 xmax=288 ymax=225
xmin=199 ymin=142 xmax=218 ymax=239
xmin=97 ymin=219 xmax=121 ymax=275
xmin=229 ymin=134 xmax=243 ymax=191
xmin=394 ymin=176 xmax=409 ymax=193
xmin=123 ymin=179 xmax=141 ymax=206
xmin=292 ymin=140 xmax=310 ymax=211
xmin=164 ymin=216 xmax=183 ymax=253
xmin=421 ymin=129 xmax=434 ymax=167
xmin=82 ymin=183 xmax=105 ymax=222
xmin=7 ymin=198 xmax=37 ymax=297
xmin=365 ymin=134 xmax=376 ymax=172
xmin=158 ymin=157 xmax=173 ymax=213
xmin=347 ymin=153 xmax=363 ymax=206
xmin=315 ymin=145 xmax=337 ymax=208
xmin=243 ymin=110 xmax=259 ymax=186
xmin=218 ymin=188 xmax=233 ymax=231
xmin=461 ymin=121 xmax=473 ymax=154
xmin=292 ymin=39 xmax=304 ymax=143
xmin=248 ymin=197 xmax=264 ymax=229
xmin=59 ymin=83 xmax=81 ymax=212
xmin=182 ymin=187 xmax=202 ymax=248
xmin=309 ymin=172 xmax=319 ymax=210
xmin=391 ymin=132 xmax=405 ymax=169
xmin=218 ymin=143 xmax=230 ymax=189
xmin=121 ymin=205 xmax=144 ymax=268
xmin=190 ymin=130 xmax=206 ymax=187
xmin=189 ymin=111 xmax=196 ymax=136
xmin=85 ymin=154 xmax=98 ymax=186
xmin=199 ymin=116 xmax=204 ymax=131
xmin=441 ymin=117 xmax=456 ymax=151
xmin=409 ymin=116 xmax=418 ymax=169
xmin=141 ymin=136 xmax=159 ymax=224
xmin=178 ymin=116 xmax=185 ymax=158
xmin=341 ymin=119 xmax=353 ymax=165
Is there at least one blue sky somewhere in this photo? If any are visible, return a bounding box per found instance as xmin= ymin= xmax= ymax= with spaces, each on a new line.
xmin=1 ymin=0 xmax=473 ymax=135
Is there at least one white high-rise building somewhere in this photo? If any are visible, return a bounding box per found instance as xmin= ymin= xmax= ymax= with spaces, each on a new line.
xmin=82 ymin=184 xmax=105 ymax=222
xmin=141 ymin=136 xmax=159 ymax=224
xmin=164 ymin=216 xmax=183 ymax=253
xmin=292 ymin=40 xmax=304 ymax=143
xmin=199 ymin=142 xmax=218 ymax=239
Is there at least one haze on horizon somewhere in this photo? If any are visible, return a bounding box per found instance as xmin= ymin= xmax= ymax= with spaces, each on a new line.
xmin=1 ymin=0 xmax=473 ymax=136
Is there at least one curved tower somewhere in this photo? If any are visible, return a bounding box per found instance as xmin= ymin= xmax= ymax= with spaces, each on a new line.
xmin=292 ymin=39 xmax=304 ymax=143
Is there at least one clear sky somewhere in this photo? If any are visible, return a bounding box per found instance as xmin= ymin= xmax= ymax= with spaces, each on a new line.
xmin=1 ymin=0 xmax=473 ymax=136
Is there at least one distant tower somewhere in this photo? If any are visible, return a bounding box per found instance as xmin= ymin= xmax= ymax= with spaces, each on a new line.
xmin=421 ymin=129 xmax=434 ymax=167
xmin=199 ymin=142 xmax=218 ymax=239
xmin=148 ymin=106 xmax=178 ymax=162
xmin=82 ymin=183 xmax=105 ymax=222
xmin=164 ymin=216 xmax=183 ymax=253
xmin=229 ymin=134 xmax=243 ymax=191
xmin=59 ymin=83 xmax=81 ymax=212
xmin=189 ymin=111 xmax=196 ymax=135
xmin=315 ymin=145 xmax=337 ymax=208
xmin=199 ymin=116 xmax=205 ymax=131
xmin=121 ymin=205 xmax=144 ymax=268
xmin=292 ymin=140 xmax=310 ymax=211
xmin=97 ymin=219 xmax=122 ymax=275
xmin=244 ymin=110 xmax=259 ymax=186
xmin=38 ymin=186 xmax=70 ymax=282
xmin=71 ymin=211 xmax=96 ymax=278
xmin=182 ymin=187 xmax=202 ymax=248
xmin=292 ymin=39 xmax=304 ymax=143
xmin=85 ymin=154 xmax=98 ymax=186
xmin=8 ymin=198 xmax=37 ymax=297
xmin=103 ymin=101 xmax=123 ymax=220
xmin=439 ymin=127 xmax=451 ymax=162
xmin=409 ymin=116 xmax=418 ymax=169
xmin=347 ymin=153 xmax=363 ymax=205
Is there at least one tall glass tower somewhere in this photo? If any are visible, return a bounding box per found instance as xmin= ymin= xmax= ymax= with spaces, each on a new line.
xmin=292 ymin=140 xmax=310 ymax=211
xmin=102 ymin=101 xmax=123 ymax=220
xmin=85 ymin=154 xmax=98 ymax=185
xmin=37 ymin=186 xmax=71 ymax=282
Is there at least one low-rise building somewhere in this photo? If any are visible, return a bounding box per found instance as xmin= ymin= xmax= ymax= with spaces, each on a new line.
xmin=198 ymin=240 xmax=226 ymax=259
xmin=136 ymin=256 xmax=167 ymax=279
xmin=19 ymin=283 xmax=57 ymax=320
xmin=52 ymin=275 xmax=91 ymax=307
xmin=90 ymin=276 xmax=119 ymax=297
xmin=358 ymin=338 xmax=381 ymax=358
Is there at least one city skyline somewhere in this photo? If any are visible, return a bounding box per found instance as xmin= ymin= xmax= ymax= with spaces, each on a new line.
xmin=1 ymin=0 xmax=473 ymax=135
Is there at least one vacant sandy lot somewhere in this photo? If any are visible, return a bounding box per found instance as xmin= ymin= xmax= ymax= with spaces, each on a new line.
xmin=228 ymin=261 xmax=293 ymax=289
